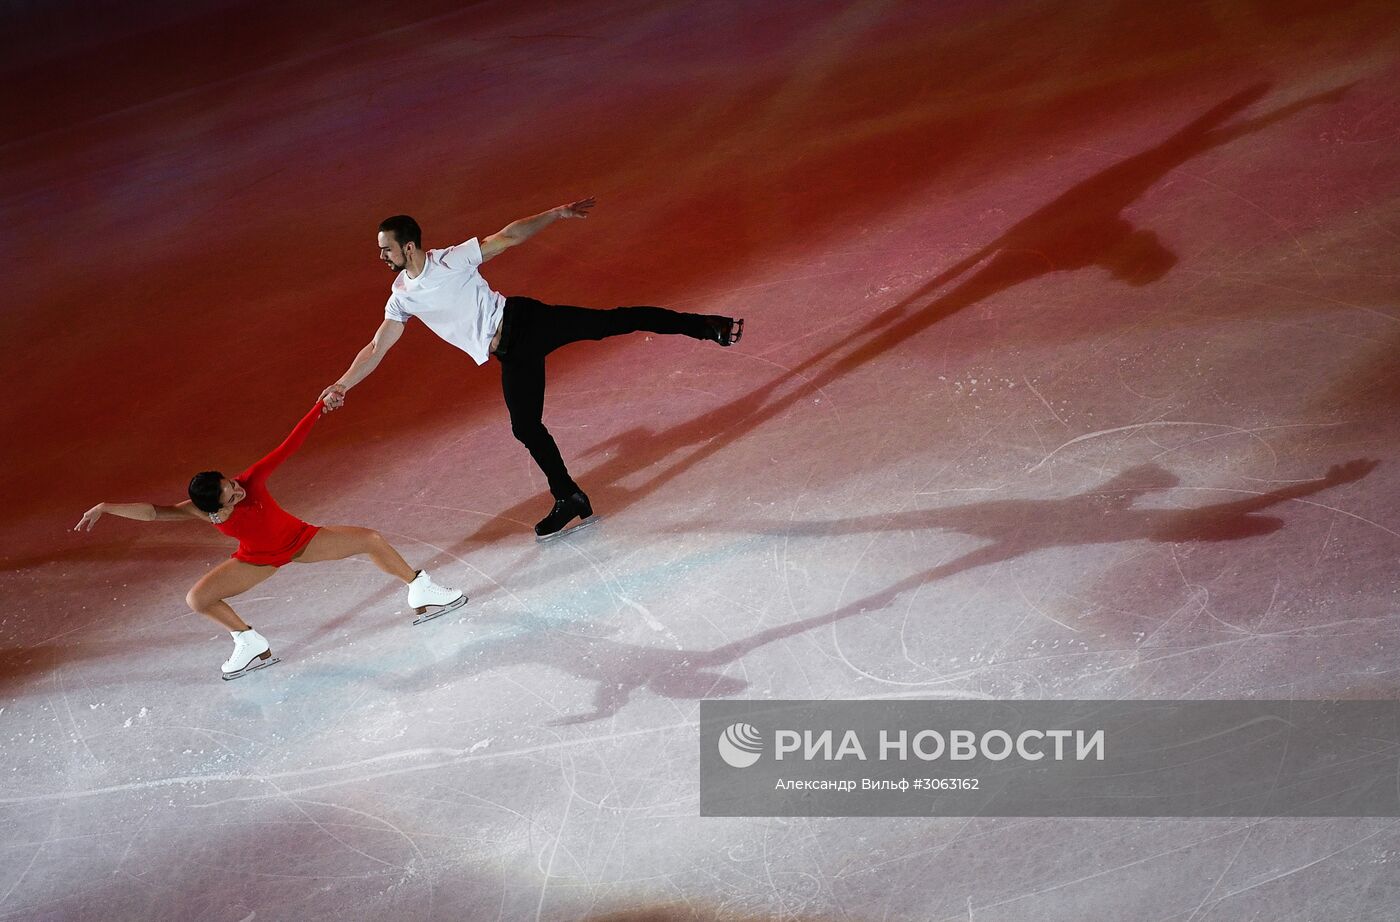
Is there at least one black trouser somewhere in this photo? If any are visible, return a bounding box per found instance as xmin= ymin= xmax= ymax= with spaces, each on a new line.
xmin=494 ymin=295 xmax=712 ymax=500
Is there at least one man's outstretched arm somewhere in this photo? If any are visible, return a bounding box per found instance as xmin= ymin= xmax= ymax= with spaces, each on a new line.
xmin=479 ymin=197 xmax=596 ymax=262
xmin=320 ymin=318 xmax=405 ymax=409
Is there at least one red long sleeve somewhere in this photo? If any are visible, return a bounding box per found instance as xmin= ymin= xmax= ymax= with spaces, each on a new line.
xmin=238 ymin=402 xmax=325 ymax=486
xmin=214 ymin=402 xmax=327 ymax=566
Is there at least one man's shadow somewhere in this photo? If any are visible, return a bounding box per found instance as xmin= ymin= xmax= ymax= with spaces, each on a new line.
xmin=299 ymin=82 xmax=1353 ymax=648
xmin=456 ymin=82 xmax=1348 ymax=543
xmin=577 ymin=82 xmax=1350 ymax=506
xmin=399 ymin=460 xmax=1376 ymax=724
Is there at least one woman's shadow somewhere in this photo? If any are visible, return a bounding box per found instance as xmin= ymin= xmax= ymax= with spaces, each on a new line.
xmin=402 ymin=459 xmax=1377 ymax=724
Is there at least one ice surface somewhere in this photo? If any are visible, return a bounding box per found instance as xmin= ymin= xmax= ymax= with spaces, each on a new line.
xmin=3 ymin=0 xmax=1400 ymax=919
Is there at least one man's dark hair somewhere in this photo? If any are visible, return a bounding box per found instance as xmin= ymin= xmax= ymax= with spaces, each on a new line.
xmin=379 ymin=215 xmax=422 ymax=248
xmin=188 ymin=471 xmax=225 ymax=514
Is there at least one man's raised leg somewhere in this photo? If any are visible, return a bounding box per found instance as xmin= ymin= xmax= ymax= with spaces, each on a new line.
xmin=528 ymin=301 xmax=742 ymax=354
xmin=494 ymin=297 xmax=743 ymax=536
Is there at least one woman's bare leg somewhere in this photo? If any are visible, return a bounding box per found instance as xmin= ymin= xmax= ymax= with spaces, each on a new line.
xmin=186 ymin=559 xmax=279 ymax=631
xmin=293 ymin=525 xmax=416 ymax=582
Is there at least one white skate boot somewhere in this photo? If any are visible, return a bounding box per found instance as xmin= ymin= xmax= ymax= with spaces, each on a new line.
xmin=221 ymin=628 xmax=278 ymax=680
xmin=407 ymin=570 xmax=467 ymax=625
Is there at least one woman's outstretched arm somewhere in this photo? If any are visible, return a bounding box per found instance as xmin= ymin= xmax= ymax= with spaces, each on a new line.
xmin=74 ymin=501 xmax=203 ymax=531
xmin=241 ymin=402 xmax=328 ymax=485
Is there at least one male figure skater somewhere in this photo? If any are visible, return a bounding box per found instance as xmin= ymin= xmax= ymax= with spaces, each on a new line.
xmin=319 ymin=199 xmax=743 ymax=537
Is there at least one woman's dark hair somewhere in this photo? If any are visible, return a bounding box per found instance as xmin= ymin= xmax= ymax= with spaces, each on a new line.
xmin=188 ymin=471 xmax=225 ymax=513
xmin=378 ymin=214 xmax=422 ymax=248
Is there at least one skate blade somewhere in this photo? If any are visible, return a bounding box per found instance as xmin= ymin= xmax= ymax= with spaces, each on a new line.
xmin=221 ymin=653 xmax=280 ymax=681
xmin=412 ymin=594 xmax=468 ymax=625
xmin=535 ymin=514 xmax=603 ymax=543
xmin=726 ymin=317 xmax=744 ymax=346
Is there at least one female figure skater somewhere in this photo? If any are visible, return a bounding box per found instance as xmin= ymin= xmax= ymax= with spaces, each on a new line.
xmin=73 ymin=401 xmax=466 ymax=679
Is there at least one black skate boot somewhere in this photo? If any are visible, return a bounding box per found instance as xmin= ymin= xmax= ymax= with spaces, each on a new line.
xmin=701 ymin=315 xmax=744 ymax=347
xmin=535 ymin=490 xmax=595 ymax=538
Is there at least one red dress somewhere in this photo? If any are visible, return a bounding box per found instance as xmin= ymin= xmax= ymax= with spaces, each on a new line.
xmin=213 ymin=403 xmax=324 ymax=567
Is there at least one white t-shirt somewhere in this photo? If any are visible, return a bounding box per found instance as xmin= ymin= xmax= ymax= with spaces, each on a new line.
xmin=384 ymin=238 xmax=506 ymax=366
